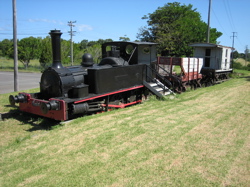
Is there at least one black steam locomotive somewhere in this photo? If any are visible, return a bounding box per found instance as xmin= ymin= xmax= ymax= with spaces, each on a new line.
xmin=9 ymin=30 xmax=169 ymax=121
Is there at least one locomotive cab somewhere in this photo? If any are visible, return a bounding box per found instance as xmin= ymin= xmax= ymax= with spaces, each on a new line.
xmin=100 ymin=42 xmax=157 ymax=66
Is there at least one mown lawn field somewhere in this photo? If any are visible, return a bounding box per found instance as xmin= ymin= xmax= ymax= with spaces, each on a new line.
xmin=0 ymin=70 xmax=250 ymax=186
xmin=0 ymin=58 xmax=42 ymax=72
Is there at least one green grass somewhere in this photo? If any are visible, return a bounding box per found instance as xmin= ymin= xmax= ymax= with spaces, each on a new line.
xmin=0 ymin=70 xmax=250 ymax=186
xmin=0 ymin=58 xmax=43 ymax=72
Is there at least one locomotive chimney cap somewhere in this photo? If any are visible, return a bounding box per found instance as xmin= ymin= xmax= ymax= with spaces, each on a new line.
xmin=49 ymin=29 xmax=62 ymax=33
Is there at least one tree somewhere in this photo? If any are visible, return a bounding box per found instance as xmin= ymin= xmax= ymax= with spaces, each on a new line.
xmin=137 ymin=2 xmax=222 ymax=56
xmin=97 ymin=39 xmax=113 ymax=44
xmin=84 ymin=44 xmax=102 ymax=63
xmin=245 ymin=45 xmax=249 ymax=62
xmin=77 ymin=39 xmax=113 ymax=64
xmin=18 ymin=37 xmax=42 ymax=68
xmin=61 ymin=39 xmax=71 ymax=64
xmin=39 ymin=36 xmax=52 ymax=69
xmin=0 ymin=39 xmax=14 ymax=58
xmin=232 ymin=50 xmax=239 ymax=59
xmin=79 ymin=39 xmax=89 ymax=50
xmin=119 ymin=35 xmax=130 ymax=41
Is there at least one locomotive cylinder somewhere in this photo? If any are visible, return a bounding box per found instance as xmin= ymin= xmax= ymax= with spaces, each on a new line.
xmin=40 ymin=100 xmax=59 ymax=114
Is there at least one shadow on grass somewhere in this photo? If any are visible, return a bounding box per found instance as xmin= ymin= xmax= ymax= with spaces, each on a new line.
xmin=242 ymin=76 xmax=250 ymax=81
xmin=2 ymin=105 xmax=61 ymax=131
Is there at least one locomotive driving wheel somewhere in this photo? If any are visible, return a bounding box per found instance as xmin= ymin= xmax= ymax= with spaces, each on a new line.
xmin=109 ymin=93 xmax=124 ymax=105
xmin=128 ymin=89 xmax=142 ymax=103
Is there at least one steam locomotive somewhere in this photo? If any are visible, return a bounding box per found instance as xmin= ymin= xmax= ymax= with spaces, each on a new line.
xmin=9 ymin=30 xmax=233 ymax=121
xmin=9 ymin=30 xmax=166 ymax=121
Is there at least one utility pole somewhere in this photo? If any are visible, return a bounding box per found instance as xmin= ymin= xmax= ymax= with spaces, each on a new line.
xmin=231 ymin=32 xmax=237 ymax=50
xmin=245 ymin=45 xmax=248 ymax=67
xmin=68 ymin=21 xmax=76 ymax=66
xmin=13 ymin=0 xmax=18 ymax=91
xmin=230 ymin=32 xmax=237 ymax=68
xmin=206 ymin=0 xmax=212 ymax=43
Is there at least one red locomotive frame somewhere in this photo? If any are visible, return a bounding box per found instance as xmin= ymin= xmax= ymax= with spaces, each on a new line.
xmin=15 ymin=85 xmax=144 ymax=121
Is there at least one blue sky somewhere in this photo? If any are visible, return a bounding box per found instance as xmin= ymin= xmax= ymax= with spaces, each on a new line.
xmin=0 ymin=0 xmax=249 ymax=53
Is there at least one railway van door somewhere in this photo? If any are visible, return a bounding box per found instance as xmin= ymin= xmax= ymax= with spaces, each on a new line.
xmin=205 ymin=48 xmax=211 ymax=68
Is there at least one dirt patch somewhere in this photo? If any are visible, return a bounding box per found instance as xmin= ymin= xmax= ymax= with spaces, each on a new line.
xmin=17 ymin=174 xmax=46 ymax=186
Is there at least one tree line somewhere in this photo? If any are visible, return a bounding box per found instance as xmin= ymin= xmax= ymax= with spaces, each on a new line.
xmin=0 ymin=36 xmax=115 ymax=69
xmin=0 ymin=2 xmax=248 ymax=69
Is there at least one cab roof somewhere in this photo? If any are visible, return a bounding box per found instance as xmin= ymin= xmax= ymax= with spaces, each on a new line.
xmin=103 ymin=41 xmax=158 ymax=46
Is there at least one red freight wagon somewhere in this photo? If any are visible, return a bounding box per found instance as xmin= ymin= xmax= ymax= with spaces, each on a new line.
xmin=155 ymin=57 xmax=203 ymax=92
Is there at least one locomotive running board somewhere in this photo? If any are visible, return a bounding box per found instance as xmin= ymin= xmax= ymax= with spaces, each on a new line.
xmin=74 ymin=85 xmax=144 ymax=104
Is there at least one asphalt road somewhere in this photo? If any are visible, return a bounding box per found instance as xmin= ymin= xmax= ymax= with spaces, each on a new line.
xmin=0 ymin=71 xmax=41 ymax=94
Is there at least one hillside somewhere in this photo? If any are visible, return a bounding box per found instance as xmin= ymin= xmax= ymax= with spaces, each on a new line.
xmin=0 ymin=70 xmax=250 ymax=186
xmin=235 ymin=58 xmax=249 ymax=66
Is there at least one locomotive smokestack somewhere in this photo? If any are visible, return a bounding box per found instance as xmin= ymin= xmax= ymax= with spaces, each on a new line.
xmin=49 ymin=30 xmax=63 ymax=69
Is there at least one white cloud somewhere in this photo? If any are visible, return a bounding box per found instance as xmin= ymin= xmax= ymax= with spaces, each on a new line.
xmin=26 ymin=19 xmax=93 ymax=32
xmin=77 ymin=24 xmax=93 ymax=31
xmin=28 ymin=19 xmax=65 ymax=25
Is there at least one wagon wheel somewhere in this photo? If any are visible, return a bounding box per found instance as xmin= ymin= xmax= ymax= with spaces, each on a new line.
xmin=182 ymin=82 xmax=187 ymax=92
xmin=193 ymin=81 xmax=198 ymax=90
xmin=174 ymin=84 xmax=184 ymax=93
xmin=174 ymin=86 xmax=182 ymax=93
xmin=193 ymin=80 xmax=202 ymax=89
xmin=190 ymin=81 xmax=196 ymax=90
xmin=200 ymin=80 xmax=206 ymax=88
xmin=196 ymin=79 xmax=202 ymax=88
xmin=206 ymin=78 xmax=213 ymax=87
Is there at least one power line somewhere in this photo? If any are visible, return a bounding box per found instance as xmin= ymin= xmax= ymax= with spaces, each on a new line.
xmin=68 ymin=21 xmax=76 ymax=66
xmin=223 ymin=0 xmax=236 ymax=31
xmin=211 ymin=8 xmax=229 ymax=37
xmin=226 ymin=0 xmax=236 ymax=31
xmin=235 ymin=36 xmax=245 ymax=50
xmin=0 ymin=33 xmax=48 ymax=35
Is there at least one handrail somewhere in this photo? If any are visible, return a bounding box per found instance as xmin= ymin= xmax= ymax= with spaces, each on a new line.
xmin=126 ymin=47 xmax=137 ymax=65
xmin=156 ymin=63 xmax=181 ymax=81
xmin=154 ymin=62 xmax=182 ymax=88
